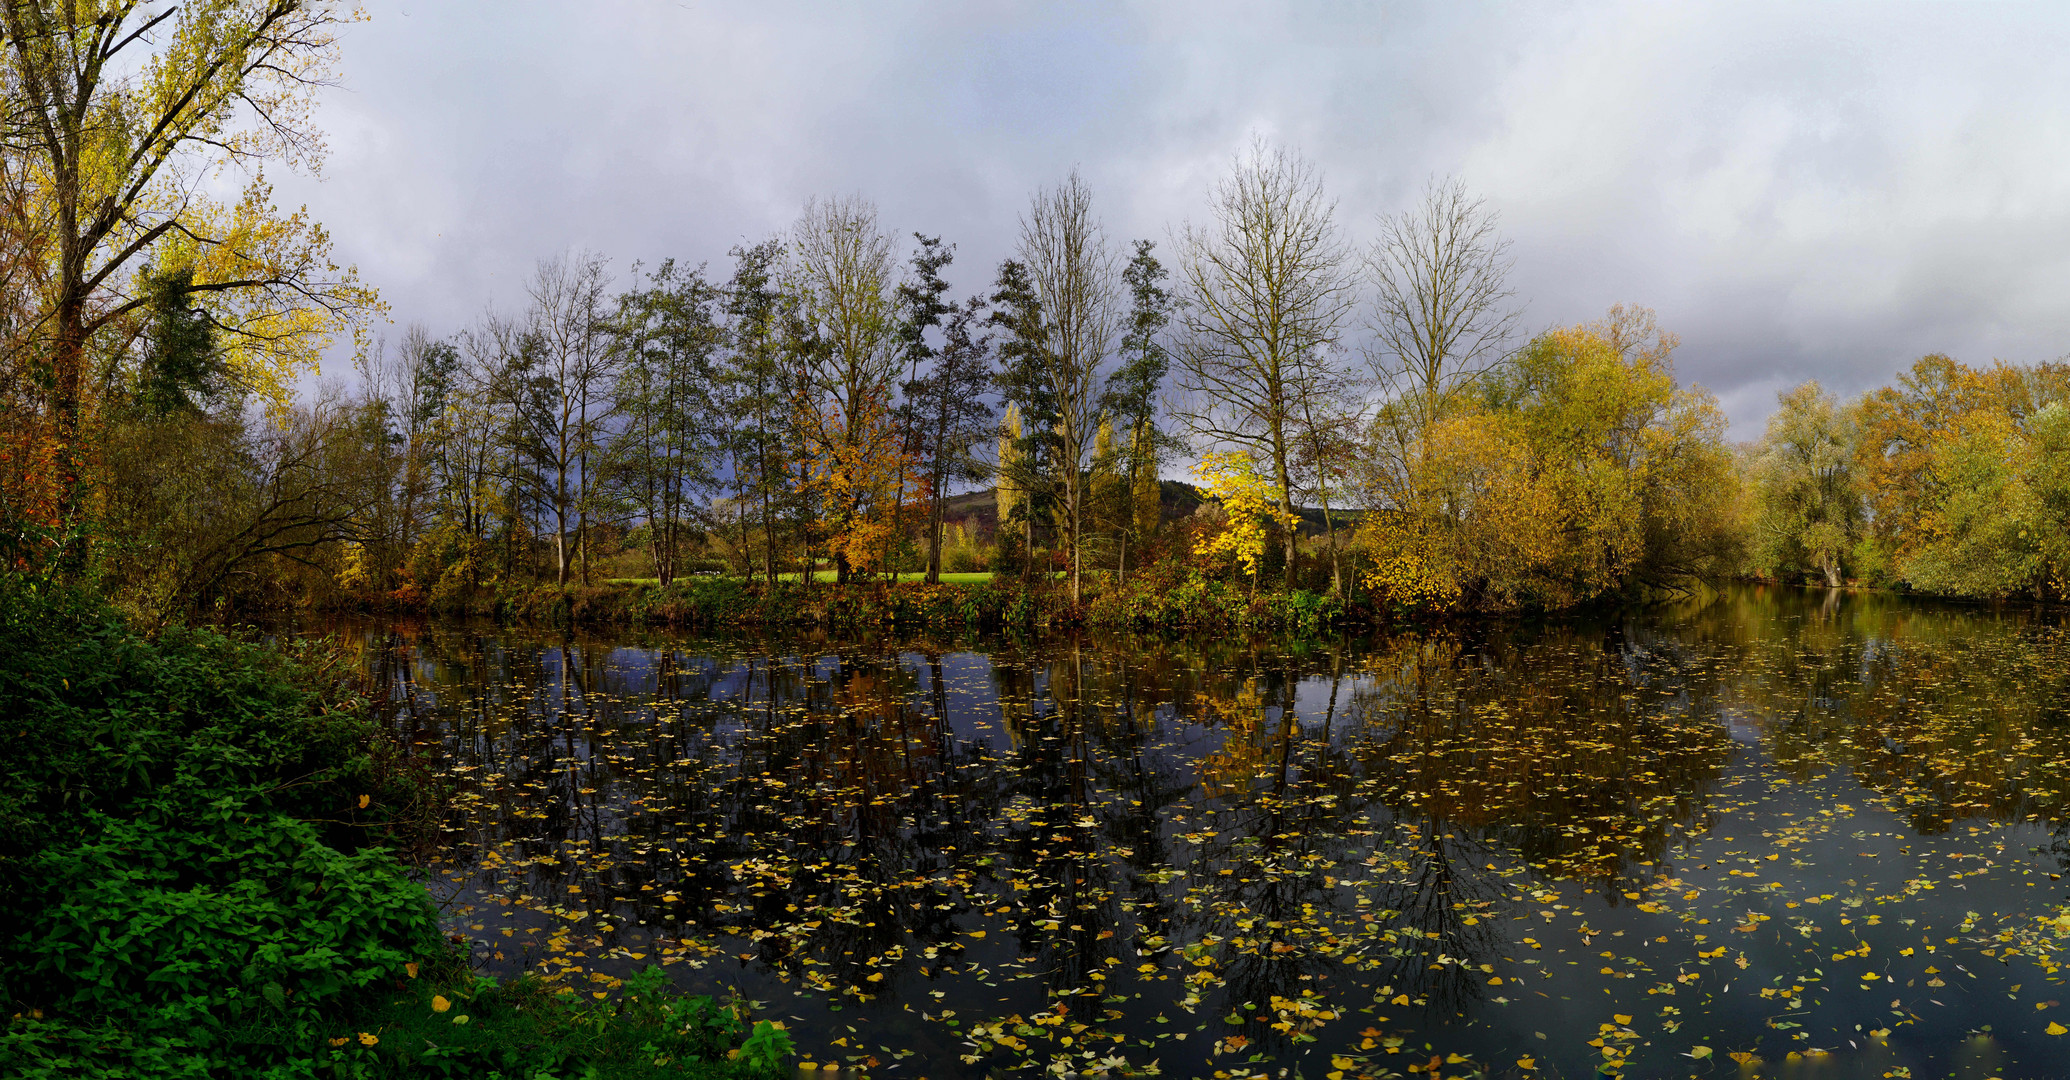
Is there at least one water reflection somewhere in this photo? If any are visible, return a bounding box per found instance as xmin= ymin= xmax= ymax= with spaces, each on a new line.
xmin=338 ymin=586 xmax=2070 ymax=1078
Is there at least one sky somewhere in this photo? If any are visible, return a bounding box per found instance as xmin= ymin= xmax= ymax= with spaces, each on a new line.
xmin=270 ymin=0 xmax=2070 ymax=438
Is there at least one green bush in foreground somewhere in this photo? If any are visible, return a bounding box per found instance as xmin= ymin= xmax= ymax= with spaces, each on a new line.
xmin=0 ymin=578 xmax=786 ymax=1078
xmin=290 ymin=967 xmax=793 ymax=1080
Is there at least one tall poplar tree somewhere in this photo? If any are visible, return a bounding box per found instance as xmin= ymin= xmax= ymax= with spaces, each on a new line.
xmin=905 ymin=295 xmax=994 ymax=582
xmin=609 ymin=260 xmax=721 ymax=586
xmin=1016 ymin=173 xmax=1118 ymax=601
xmin=990 ymin=259 xmax=1055 ymax=573
xmin=1101 ymin=240 xmax=1178 ymax=582
xmin=721 ymin=239 xmax=790 ymax=585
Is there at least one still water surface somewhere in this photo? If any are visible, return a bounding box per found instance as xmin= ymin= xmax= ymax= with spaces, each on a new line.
xmin=338 ymin=586 xmax=2070 ymax=1079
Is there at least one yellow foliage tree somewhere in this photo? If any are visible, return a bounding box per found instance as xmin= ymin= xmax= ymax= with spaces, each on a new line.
xmin=0 ymin=0 xmax=380 ymax=549
xmin=1192 ymin=450 xmax=1299 ymax=589
xmin=1357 ymin=309 xmax=1738 ymax=610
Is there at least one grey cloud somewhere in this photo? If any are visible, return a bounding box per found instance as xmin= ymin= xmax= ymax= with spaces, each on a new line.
xmin=274 ymin=0 xmax=2070 ymax=435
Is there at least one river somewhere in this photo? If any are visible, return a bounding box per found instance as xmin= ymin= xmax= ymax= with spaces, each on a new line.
xmin=329 ymin=584 xmax=2070 ymax=1079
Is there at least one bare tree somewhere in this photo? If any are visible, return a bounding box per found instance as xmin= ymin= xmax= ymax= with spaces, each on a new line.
xmin=1364 ymin=176 xmax=1520 ymax=439
xmin=515 ymin=251 xmax=617 ymax=585
xmin=788 ymin=195 xmax=901 ymax=583
xmin=1018 ymin=171 xmax=1118 ymax=602
xmin=1174 ymin=142 xmax=1358 ymax=588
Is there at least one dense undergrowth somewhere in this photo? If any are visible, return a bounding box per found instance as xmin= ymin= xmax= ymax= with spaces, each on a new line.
xmin=0 ymin=577 xmax=790 ymax=1079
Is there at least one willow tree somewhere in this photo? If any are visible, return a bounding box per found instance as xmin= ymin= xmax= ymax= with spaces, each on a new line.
xmin=0 ymin=0 xmax=379 ymax=559
xmin=1173 ymin=142 xmax=1357 ymax=588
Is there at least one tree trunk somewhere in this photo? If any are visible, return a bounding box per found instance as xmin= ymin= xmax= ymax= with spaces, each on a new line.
xmin=554 ymin=502 xmax=569 ymax=585
xmin=1273 ymin=435 xmax=1298 ymax=591
xmin=925 ymin=476 xmax=945 ymax=585
xmin=1318 ymin=496 xmax=1342 ymax=596
xmin=50 ymin=292 xmax=86 ymax=567
xmin=1067 ymin=472 xmax=1082 ymax=603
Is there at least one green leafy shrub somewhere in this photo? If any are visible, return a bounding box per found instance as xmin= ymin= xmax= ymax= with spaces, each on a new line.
xmin=0 ymin=579 xmax=776 ymax=1078
xmin=19 ymin=799 xmax=438 ymax=1027
xmin=0 ymin=579 xmax=441 ymax=1076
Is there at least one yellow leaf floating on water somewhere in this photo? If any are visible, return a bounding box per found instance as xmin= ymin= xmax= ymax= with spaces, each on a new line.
xmin=431 ymin=995 xmax=450 ymax=1013
xmin=1687 ymin=1045 xmax=1712 ymax=1059
xmin=1613 ymin=1014 xmax=1632 ymax=1026
xmin=2049 ymin=1021 xmax=2069 ymax=1035
xmin=1517 ymin=1057 xmax=1536 ymax=1070
xmin=1728 ymin=1051 xmax=1760 ymax=1065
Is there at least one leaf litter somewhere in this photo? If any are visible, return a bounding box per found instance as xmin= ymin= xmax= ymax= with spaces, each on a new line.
xmin=347 ymin=589 xmax=2070 ymax=1078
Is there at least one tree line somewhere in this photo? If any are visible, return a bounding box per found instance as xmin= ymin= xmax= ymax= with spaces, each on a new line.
xmin=1 ymin=0 xmax=2060 ymax=620
xmin=1747 ymin=355 xmax=2070 ymax=599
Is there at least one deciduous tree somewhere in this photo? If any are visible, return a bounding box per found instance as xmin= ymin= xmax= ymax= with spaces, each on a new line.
xmin=1174 ymin=142 xmax=1356 ymax=588
xmin=787 ymin=195 xmax=903 ymax=583
xmin=1016 ymin=172 xmax=1117 ymax=601
xmin=0 ymin=0 xmax=379 ymax=556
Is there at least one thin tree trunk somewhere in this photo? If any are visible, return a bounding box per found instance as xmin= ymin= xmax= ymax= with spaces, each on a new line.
xmin=925 ymin=477 xmax=945 ymax=585
xmin=1273 ymin=431 xmax=1298 ymax=591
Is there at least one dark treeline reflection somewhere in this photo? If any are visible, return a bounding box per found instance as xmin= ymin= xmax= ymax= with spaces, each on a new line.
xmin=342 ymin=585 xmax=2070 ymax=1078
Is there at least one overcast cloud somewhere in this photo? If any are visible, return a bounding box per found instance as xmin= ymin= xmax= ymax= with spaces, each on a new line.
xmin=269 ymin=0 xmax=2070 ymax=436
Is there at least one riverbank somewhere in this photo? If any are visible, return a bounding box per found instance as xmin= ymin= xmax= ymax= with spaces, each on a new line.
xmin=0 ymin=579 xmax=791 ymax=1079
xmin=331 ymin=564 xmax=1362 ymax=635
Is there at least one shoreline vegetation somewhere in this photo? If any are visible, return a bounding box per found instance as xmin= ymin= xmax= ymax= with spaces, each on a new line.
xmin=0 ymin=578 xmax=793 ymax=1079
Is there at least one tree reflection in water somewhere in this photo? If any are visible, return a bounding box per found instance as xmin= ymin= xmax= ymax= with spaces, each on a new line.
xmin=337 ymin=587 xmax=2070 ymax=1079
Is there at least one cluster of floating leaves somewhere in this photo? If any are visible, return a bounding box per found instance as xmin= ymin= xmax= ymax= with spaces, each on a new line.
xmin=349 ymin=587 xmax=2070 ymax=1079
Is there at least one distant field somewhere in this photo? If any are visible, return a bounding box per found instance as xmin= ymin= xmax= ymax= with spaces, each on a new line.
xmin=605 ymin=572 xmax=1003 ymax=586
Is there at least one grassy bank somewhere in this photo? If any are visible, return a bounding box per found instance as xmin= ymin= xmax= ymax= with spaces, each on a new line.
xmin=0 ymin=578 xmax=791 ymax=1079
